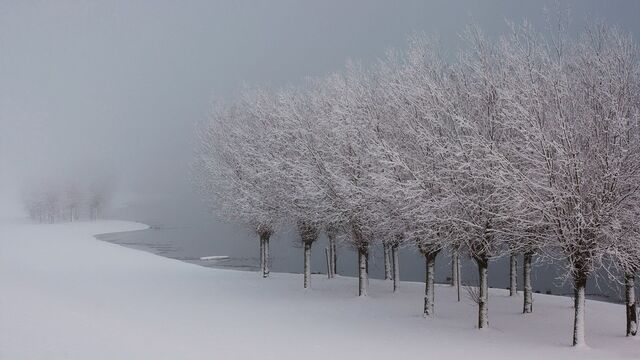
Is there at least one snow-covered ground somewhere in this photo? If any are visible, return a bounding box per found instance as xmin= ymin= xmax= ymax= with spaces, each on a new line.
xmin=1 ymin=220 xmax=638 ymax=359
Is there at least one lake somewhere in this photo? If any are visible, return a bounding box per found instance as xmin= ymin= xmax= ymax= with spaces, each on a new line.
xmin=102 ymin=194 xmax=628 ymax=303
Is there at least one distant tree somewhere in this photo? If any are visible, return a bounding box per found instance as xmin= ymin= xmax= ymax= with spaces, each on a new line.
xmin=87 ymin=176 xmax=114 ymax=220
xmin=22 ymin=169 xmax=114 ymax=224
xmin=63 ymin=182 xmax=83 ymax=222
xmin=22 ymin=184 xmax=46 ymax=222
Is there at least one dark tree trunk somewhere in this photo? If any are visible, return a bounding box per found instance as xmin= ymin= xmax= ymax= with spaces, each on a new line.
xmin=475 ymin=256 xmax=489 ymax=329
xmin=509 ymin=254 xmax=517 ymax=296
xmin=392 ymin=244 xmax=399 ymax=292
xmin=451 ymin=248 xmax=461 ymax=301
xmin=625 ymin=273 xmax=637 ymax=336
xmin=451 ymin=248 xmax=460 ymax=286
xmin=384 ymin=242 xmax=392 ymax=280
xmin=423 ymin=250 xmax=439 ymax=317
xmin=259 ymin=235 xmax=264 ymax=276
xmin=325 ymin=247 xmax=332 ymax=278
xmin=358 ymin=246 xmax=369 ymax=297
xmin=328 ymin=233 xmax=338 ymax=277
xmin=523 ymin=251 xmax=533 ymax=313
xmin=259 ymin=231 xmax=271 ymax=278
xmin=303 ymin=242 xmax=311 ymax=288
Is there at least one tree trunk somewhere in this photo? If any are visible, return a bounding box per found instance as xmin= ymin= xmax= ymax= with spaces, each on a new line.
xmin=572 ymin=274 xmax=587 ymax=346
xmin=510 ymin=254 xmax=517 ymax=296
xmin=332 ymin=240 xmax=337 ymax=276
xmin=523 ymin=252 xmax=533 ymax=313
xmin=264 ymin=235 xmax=270 ymax=277
xmin=259 ymin=232 xmax=271 ymax=278
xmin=259 ymin=235 xmax=265 ymax=276
xmin=423 ymin=251 xmax=438 ymax=317
xmin=325 ymin=247 xmax=332 ymax=278
xmin=392 ymin=244 xmax=400 ymax=292
xmin=625 ymin=273 xmax=637 ymax=336
xmin=328 ymin=233 xmax=337 ymax=277
xmin=384 ymin=243 xmax=392 ymax=280
xmin=358 ymin=246 xmax=369 ymax=297
xmin=298 ymin=221 xmax=318 ymax=288
xmin=366 ymin=246 xmax=370 ymax=288
xmin=452 ymin=248 xmax=461 ymax=301
xmin=451 ymin=248 xmax=459 ymax=286
xmin=477 ymin=257 xmax=489 ymax=329
xmin=303 ymin=242 xmax=311 ymax=289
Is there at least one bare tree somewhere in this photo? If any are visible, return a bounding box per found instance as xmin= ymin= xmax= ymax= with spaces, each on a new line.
xmin=192 ymin=94 xmax=285 ymax=278
xmin=502 ymin=21 xmax=640 ymax=344
xmin=190 ymin=15 xmax=640 ymax=345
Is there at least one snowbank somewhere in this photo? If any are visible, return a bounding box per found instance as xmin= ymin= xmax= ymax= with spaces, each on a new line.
xmin=0 ymin=221 xmax=637 ymax=359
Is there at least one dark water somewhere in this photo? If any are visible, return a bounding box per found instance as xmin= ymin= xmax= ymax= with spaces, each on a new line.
xmin=102 ymin=194 xmax=631 ymax=304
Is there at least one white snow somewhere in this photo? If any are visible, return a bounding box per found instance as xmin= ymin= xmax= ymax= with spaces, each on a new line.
xmin=200 ymin=255 xmax=230 ymax=261
xmin=1 ymin=220 xmax=638 ymax=360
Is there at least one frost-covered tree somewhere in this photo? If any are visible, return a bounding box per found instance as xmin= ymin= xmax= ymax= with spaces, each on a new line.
xmin=568 ymin=25 xmax=640 ymax=341
xmin=371 ymin=36 xmax=457 ymax=314
xmin=320 ymin=66 xmax=386 ymax=297
xmin=435 ymin=26 xmax=523 ymax=328
xmin=22 ymin=172 xmax=108 ymax=223
xmin=496 ymin=21 xmax=558 ymax=314
xmin=269 ymin=86 xmax=336 ymax=289
xmin=503 ymin=22 xmax=640 ymax=345
xmin=191 ymin=16 xmax=640 ymax=344
xmin=22 ymin=184 xmax=46 ymax=222
xmin=86 ymin=170 xmax=115 ymax=221
xmin=63 ymin=182 xmax=83 ymax=222
xmin=192 ymin=92 xmax=286 ymax=278
xmin=613 ymin=222 xmax=640 ymax=337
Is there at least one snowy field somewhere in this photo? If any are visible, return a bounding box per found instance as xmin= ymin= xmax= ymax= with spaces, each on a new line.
xmin=1 ymin=220 xmax=638 ymax=360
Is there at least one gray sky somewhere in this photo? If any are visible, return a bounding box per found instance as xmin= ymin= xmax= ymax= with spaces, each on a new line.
xmin=1 ymin=0 xmax=640 ymax=216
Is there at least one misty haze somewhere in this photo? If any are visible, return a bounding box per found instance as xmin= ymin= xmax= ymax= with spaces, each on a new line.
xmin=2 ymin=1 xmax=640 ymax=359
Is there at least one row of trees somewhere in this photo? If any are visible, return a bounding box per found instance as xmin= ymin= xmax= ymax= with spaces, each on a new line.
xmin=23 ymin=174 xmax=115 ymax=223
xmin=193 ymin=20 xmax=640 ymax=346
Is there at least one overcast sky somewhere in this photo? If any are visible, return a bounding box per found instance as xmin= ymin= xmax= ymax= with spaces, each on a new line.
xmin=1 ymin=0 xmax=640 ymax=216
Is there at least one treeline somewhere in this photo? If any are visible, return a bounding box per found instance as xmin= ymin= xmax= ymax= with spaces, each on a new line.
xmin=193 ymin=20 xmax=640 ymax=346
xmin=22 ymin=172 xmax=115 ymax=223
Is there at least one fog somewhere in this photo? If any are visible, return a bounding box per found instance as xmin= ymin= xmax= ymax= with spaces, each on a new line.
xmin=2 ymin=0 xmax=640 ymax=217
